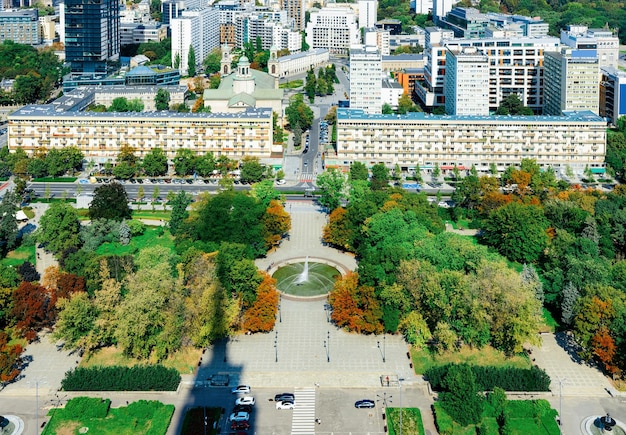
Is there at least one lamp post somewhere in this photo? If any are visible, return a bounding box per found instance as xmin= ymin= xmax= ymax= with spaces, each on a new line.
xmin=558 ymin=377 xmax=567 ymax=431
xmin=203 ymin=406 xmax=207 ymax=435
xmin=274 ymin=331 xmax=278 ymax=363
xmin=27 ymin=377 xmax=46 ymax=434
xmin=279 ymin=295 xmax=282 ymax=323
xmin=327 ymin=331 xmax=330 ymax=362
xmin=399 ymin=377 xmax=405 ymax=435
xmin=378 ymin=335 xmax=386 ymax=363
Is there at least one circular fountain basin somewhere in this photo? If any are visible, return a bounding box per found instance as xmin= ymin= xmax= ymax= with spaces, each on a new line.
xmin=272 ymin=261 xmax=341 ymax=297
xmin=584 ymin=416 xmax=626 ymax=435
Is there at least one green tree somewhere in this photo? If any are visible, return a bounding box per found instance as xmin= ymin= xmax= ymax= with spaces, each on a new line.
xmin=0 ymin=191 xmax=18 ymax=256
xmin=13 ymin=72 xmax=44 ymax=104
xmin=370 ymin=163 xmax=389 ymax=190
xmin=187 ymin=45 xmax=196 ymax=77
xmin=203 ymin=47 xmax=221 ymax=74
xmin=45 ymin=149 xmax=66 ymax=177
xmin=38 ymin=202 xmax=82 ymax=254
xmin=252 ymin=179 xmax=281 ymax=208
xmin=108 ymin=97 xmax=130 ymax=112
xmin=382 ymin=103 xmax=393 ymax=114
xmin=440 ymin=364 xmax=484 ymax=426
xmin=316 ymin=168 xmax=346 ymax=211
xmin=561 ymin=282 xmax=580 ymax=326
xmin=195 ymin=153 xmax=216 ymax=178
xmin=349 ymin=161 xmax=369 ymax=181
xmin=240 ymin=157 xmax=265 ymax=184
xmin=168 ymin=191 xmax=192 ymax=235
xmin=173 ymin=148 xmax=196 ymax=176
xmin=89 ymin=182 xmax=132 ymax=221
xmin=285 ymin=93 xmax=314 ymax=131
xmin=482 ymin=202 xmax=549 ymax=263
xmin=53 ymin=292 xmax=96 ymax=350
xmin=155 ymin=89 xmax=170 ymax=111
xmin=142 ymin=148 xmax=168 ymax=176
xmin=495 ymin=94 xmax=533 ymax=115
xmin=397 ymin=93 xmax=417 ymax=114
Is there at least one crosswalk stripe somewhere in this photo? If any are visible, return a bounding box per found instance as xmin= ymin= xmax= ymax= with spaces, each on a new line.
xmin=291 ymin=388 xmax=316 ymax=435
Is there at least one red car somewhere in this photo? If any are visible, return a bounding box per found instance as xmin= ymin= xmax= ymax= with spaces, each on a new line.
xmin=230 ymin=421 xmax=250 ymax=431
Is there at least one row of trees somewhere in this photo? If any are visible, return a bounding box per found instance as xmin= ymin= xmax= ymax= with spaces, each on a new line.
xmin=304 ymin=65 xmax=337 ymax=102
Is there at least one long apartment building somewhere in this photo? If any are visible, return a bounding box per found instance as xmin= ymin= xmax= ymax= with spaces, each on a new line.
xmin=417 ymin=29 xmax=561 ymax=113
xmin=335 ymin=109 xmax=605 ymax=178
xmin=7 ymin=106 xmax=273 ymax=166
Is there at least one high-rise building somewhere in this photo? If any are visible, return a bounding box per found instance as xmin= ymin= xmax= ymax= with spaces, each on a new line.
xmin=280 ymin=0 xmax=303 ymax=31
xmin=64 ymin=0 xmax=120 ymax=73
xmin=543 ymin=48 xmax=599 ymax=116
xmin=358 ymin=0 xmax=376 ymax=29
xmin=171 ymin=7 xmax=219 ymax=76
xmin=444 ymin=46 xmax=489 ymax=115
xmin=0 ymin=9 xmax=40 ymax=45
xmin=305 ymin=7 xmax=359 ymax=55
xmin=350 ymin=45 xmax=382 ymax=114
xmin=432 ymin=0 xmax=453 ymax=24
xmin=561 ymin=25 xmax=619 ymax=69
xmin=599 ymin=66 xmax=626 ymax=126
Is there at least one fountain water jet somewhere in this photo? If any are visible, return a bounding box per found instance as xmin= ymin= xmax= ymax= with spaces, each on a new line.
xmin=296 ymin=256 xmax=309 ymax=284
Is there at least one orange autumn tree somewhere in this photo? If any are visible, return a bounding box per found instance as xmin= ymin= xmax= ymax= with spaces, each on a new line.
xmin=242 ymin=272 xmax=279 ymax=333
xmin=322 ymin=207 xmax=353 ymax=250
xmin=11 ymin=281 xmax=55 ymax=341
xmin=0 ymin=330 xmax=22 ymax=383
xmin=329 ymin=272 xmax=383 ymax=334
xmin=263 ymin=200 xmax=291 ymax=249
xmin=592 ymin=326 xmax=619 ymax=375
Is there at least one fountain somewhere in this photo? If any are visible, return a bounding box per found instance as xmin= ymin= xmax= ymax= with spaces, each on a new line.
xmin=272 ymin=259 xmax=341 ymax=297
xmin=295 ymin=256 xmax=309 ymax=284
xmin=584 ymin=414 xmax=626 ymax=435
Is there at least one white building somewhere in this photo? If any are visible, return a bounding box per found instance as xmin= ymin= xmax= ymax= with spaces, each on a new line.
xmin=543 ymin=47 xmax=599 ymax=116
xmin=432 ymin=0 xmax=453 ymax=23
xmin=120 ymin=22 xmax=168 ymax=45
xmin=358 ymin=0 xmax=377 ymax=29
xmin=171 ymin=7 xmax=220 ymax=76
xmin=413 ymin=0 xmax=433 ymax=15
xmin=364 ymin=27 xmax=390 ymax=56
xmin=267 ymin=48 xmax=329 ymax=78
xmin=335 ymin=108 xmax=606 ymax=178
xmin=235 ymin=12 xmax=300 ymax=52
xmin=381 ymin=78 xmax=403 ymax=109
xmin=561 ymin=25 xmax=619 ymax=69
xmin=305 ymin=7 xmax=359 ymax=56
xmin=444 ymin=46 xmax=489 ymax=115
xmin=350 ymin=45 xmax=382 ymax=114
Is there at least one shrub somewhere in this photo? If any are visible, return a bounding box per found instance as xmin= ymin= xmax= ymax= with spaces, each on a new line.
xmin=425 ymin=363 xmax=551 ymax=392
xmin=64 ymin=397 xmax=111 ymax=419
xmin=61 ymin=365 xmax=181 ymax=391
xmin=439 ymin=364 xmax=483 ymax=426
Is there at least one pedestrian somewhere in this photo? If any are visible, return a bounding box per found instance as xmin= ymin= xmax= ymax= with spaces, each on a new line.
xmin=315 ymin=418 xmax=321 ymax=425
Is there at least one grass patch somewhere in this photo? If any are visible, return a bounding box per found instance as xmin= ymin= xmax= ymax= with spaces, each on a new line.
xmin=43 ymin=398 xmax=174 ymax=435
xmin=80 ymin=345 xmax=201 ymax=375
xmin=433 ymin=400 xmax=559 ymax=435
xmin=279 ymin=79 xmax=303 ymax=89
xmin=411 ymin=345 xmax=531 ymax=375
xmin=33 ymin=177 xmax=77 ymax=182
xmin=1 ymin=244 xmax=36 ymax=267
xmin=181 ymin=407 xmax=221 ymax=435
xmin=132 ymin=210 xmax=172 ymax=220
xmin=31 ymin=197 xmax=76 ymax=203
xmin=387 ymin=408 xmax=425 ymax=435
xmin=95 ymin=226 xmax=174 ymax=257
xmin=540 ymin=308 xmax=559 ymax=333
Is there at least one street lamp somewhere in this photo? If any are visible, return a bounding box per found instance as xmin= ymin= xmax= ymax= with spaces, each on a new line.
xmin=558 ymin=377 xmax=567 ymax=430
xmin=376 ymin=392 xmax=393 ymax=409
xmin=278 ymin=295 xmax=282 ymax=323
xmin=327 ymin=331 xmax=330 ymax=362
xmin=27 ymin=377 xmax=46 ymax=435
xmin=203 ymin=406 xmax=207 ymax=435
xmin=274 ymin=331 xmax=278 ymax=363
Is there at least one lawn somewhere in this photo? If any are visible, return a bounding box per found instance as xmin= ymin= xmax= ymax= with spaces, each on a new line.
xmin=387 ymin=408 xmax=425 ymax=435
xmin=181 ymin=407 xmax=222 ymax=435
xmin=411 ymin=345 xmax=531 ymax=375
xmin=434 ymin=400 xmax=559 ymax=435
xmin=1 ymin=244 xmax=36 ymax=267
xmin=279 ymin=79 xmax=303 ymax=89
xmin=132 ymin=210 xmax=172 ymax=221
xmin=95 ymin=226 xmax=174 ymax=256
xmin=540 ymin=308 xmax=559 ymax=333
xmin=43 ymin=397 xmax=174 ymax=435
xmin=80 ymin=345 xmax=201 ymax=375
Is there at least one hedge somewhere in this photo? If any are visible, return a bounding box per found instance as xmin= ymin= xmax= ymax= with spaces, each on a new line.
xmin=61 ymin=365 xmax=181 ymax=391
xmin=425 ymin=363 xmax=551 ymax=392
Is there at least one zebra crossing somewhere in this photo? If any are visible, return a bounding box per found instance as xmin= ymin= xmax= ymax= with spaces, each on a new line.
xmin=291 ymin=387 xmax=316 ymax=435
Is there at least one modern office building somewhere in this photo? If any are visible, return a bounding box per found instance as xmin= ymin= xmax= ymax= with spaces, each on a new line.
xmin=600 ymin=66 xmax=626 ymax=126
xmin=438 ymin=7 xmax=488 ymax=38
xmin=171 ymin=7 xmax=220 ymax=76
xmin=484 ymin=12 xmax=549 ymax=37
xmin=416 ymin=28 xmax=561 ymax=113
xmin=350 ymin=45 xmax=382 ymax=114
xmin=543 ymin=48 xmax=599 ymax=116
xmin=161 ymin=0 xmax=202 ymax=27
xmin=358 ymin=0 xmax=377 ymax=29
xmin=334 ymin=108 xmax=606 ymax=178
xmin=444 ymin=46 xmax=489 ymax=115
xmin=64 ymin=0 xmax=120 ymax=73
xmin=432 ymin=0 xmax=453 ymax=23
xmin=412 ymin=0 xmax=433 ymax=15
xmin=0 ymin=9 xmax=40 ymax=45
xmin=305 ymin=7 xmax=359 ymax=55
xmin=561 ymin=25 xmax=619 ymax=69
xmin=374 ymin=18 xmax=401 ymax=35
xmin=8 ymin=105 xmax=273 ymax=165
xmin=120 ymin=22 xmax=167 ymax=45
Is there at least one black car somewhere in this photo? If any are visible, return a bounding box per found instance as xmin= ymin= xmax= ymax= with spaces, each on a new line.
xmin=233 ymin=404 xmax=253 ymax=414
xmin=274 ymin=393 xmax=295 ymax=402
xmin=355 ymin=399 xmax=375 ymax=409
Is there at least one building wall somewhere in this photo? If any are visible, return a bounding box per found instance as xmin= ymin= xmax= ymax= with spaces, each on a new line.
xmin=279 ymin=0 xmax=303 ymax=31
xmin=358 ymin=0 xmax=377 ymax=29
xmin=350 ymin=46 xmax=382 ymax=114
xmin=0 ymin=9 xmax=40 ymax=45
xmin=336 ymin=109 xmax=606 ymax=177
xmin=271 ymin=48 xmax=329 ymax=78
xmin=305 ymin=8 xmax=359 ymax=55
xmin=120 ymin=22 xmax=167 ymax=45
xmin=8 ymin=108 xmax=273 ymax=163
xmin=94 ymin=86 xmax=186 ymax=111
xmin=600 ymin=66 xmax=626 ymax=126
xmin=171 ymin=8 xmax=219 ymax=76
xmin=444 ymin=46 xmax=489 ymax=115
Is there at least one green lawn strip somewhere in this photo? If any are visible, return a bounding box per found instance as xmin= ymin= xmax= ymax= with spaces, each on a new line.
xmin=95 ymin=226 xmax=174 ymax=256
xmin=433 ymin=400 xmax=559 ymax=435
xmin=411 ymin=346 xmax=531 ymax=375
xmin=22 ymin=206 xmax=35 ymax=219
xmin=43 ymin=398 xmax=174 ymax=435
xmin=33 ymin=177 xmax=78 ymax=182
xmin=181 ymin=407 xmax=221 ymax=435
xmin=279 ymin=79 xmax=303 ymax=89
xmin=386 ymin=408 xmax=425 ymax=435
xmin=132 ymin=210 xmax=172 ymax=221
xmin=31 ymin=198 xmax=77 ymax=204
xmin=1 ymin=244 xmax=36 ymax=267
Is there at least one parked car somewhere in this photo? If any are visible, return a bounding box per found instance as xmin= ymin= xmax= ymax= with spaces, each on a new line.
xmin=235 ymin=397 xmax=255 ymax=406
xmin=230 ymin=421 xmax=250 ymax=431
xmin=274 ymin=393 xmax=295 ymax=402
xmin=229 ymin=412 xmax=250 ymax=422
xmin=233 ymin=404 xmax=253 ymax=414
xmin=232 ymin=385 xmax=251 ymax=394
xmin=276 ymin=179 xmax=286 ymax=185
xmin=355 ymin=399 xmax=375 ymax=409
xmin=276 ymin=400 xmax=295 ymax=410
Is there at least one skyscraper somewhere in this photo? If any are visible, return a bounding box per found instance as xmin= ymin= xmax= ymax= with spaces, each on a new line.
xmin=64 ymin=0 xmax=120 ymax=73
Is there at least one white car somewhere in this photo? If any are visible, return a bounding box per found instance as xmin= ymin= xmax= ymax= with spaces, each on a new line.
xmin=276 ymin=179 xmax=286 ymax=185
xmin=235 ymin=396 xmax=255 ymax=406
xmin=231 ymin=385 xmax=251 ymax=394
xmin=229 ymin=411 xmax=250 ymax=422
xmin=276 ymin=400 xmax=295 ymax=410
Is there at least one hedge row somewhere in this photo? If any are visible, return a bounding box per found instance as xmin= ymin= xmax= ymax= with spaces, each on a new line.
xmin=61 ymin=365 xmax=181 ymax=391
xmin=425 ymin=363 xmax=551 ymax=392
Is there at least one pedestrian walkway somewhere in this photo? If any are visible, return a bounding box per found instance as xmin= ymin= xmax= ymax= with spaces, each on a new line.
xmin=291 ymin=387 xmax=316 ymax=435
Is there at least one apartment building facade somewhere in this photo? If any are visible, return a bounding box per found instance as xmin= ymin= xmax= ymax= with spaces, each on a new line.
xmin=305 ymin=7 xmax=359 ymax=55
xmin=444 ymin=46 xmax=489 ymax=115
xmin=349 ymin=45 xmax=383 ymax=114
xmin=171 ymin=7 xmax=219 ymax=76
xmin=0 ymin=9 xmax=40 ymax=45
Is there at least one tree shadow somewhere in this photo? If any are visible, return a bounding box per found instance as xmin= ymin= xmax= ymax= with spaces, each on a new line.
xmin=554 ymin=331 xmax=586 ymax=365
